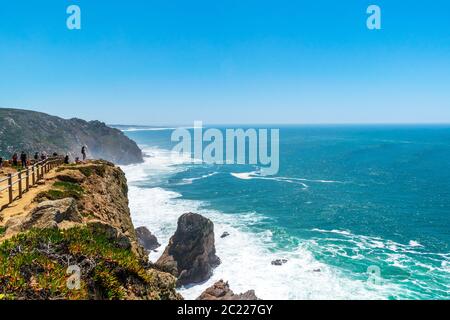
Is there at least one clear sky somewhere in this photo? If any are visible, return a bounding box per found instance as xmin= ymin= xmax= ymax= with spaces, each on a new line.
xmin=0 ymin=1 xmax=449 ymax=125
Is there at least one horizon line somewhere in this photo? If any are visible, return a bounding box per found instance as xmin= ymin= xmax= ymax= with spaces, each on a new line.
xmin=110 ymin=122 xmax=450 ymax=127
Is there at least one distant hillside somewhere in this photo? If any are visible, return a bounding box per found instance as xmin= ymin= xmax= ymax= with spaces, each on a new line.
xmin=0 ymin=108 xmax=143 ymax=165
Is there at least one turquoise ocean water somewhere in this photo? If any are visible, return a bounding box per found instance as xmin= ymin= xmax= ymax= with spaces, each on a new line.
xmin=120 ymin=125 xmax=450 ymax=300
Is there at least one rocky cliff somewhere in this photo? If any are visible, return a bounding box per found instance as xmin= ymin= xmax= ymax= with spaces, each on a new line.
xmin=0 ymin=108 xmax=143 ymax=165
xmin=0 ymin=160 xmax=181 ymax=300
xmin=197 ymin=280 xmax=260 ymax=300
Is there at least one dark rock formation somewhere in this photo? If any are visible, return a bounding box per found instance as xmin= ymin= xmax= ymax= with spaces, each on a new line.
xmin=0 ymin=108 xmax=143 ymax=165
xmin=221 ymin=231 xmax=230 ymax=238
xmin=156 ymin=213 xmax=220 ymax=286
xmin=271 ymin=259 xmax=288 ymax=266
xmin=136 ymin=226 xmax=160 ymax=251
xmin=197 ymin=280 xmax=259 ymax=300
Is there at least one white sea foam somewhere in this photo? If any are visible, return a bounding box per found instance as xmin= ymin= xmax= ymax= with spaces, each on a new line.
xmin=125 ymin=184 xmax=396 ymax=300
xmin=230 ymin=172 xmax=309 ymax=188
xmin=121 ymin=147 xmax=405 ymax=300
xmin=181 ymin=172 xmax=219 ymax=185
xmin=409 ymin=240 xmax=423 ymax=247
xmin=230 ymin=171 xmax=345 ymax=188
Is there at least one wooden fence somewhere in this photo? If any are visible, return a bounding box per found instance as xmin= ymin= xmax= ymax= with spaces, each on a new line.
xmin=0 ymin=157 xmax=64 ymax=211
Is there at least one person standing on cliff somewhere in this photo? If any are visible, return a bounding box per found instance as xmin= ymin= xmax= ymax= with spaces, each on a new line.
xmin=64 ymin=154 xmax=70 ymax=164
xmin=81 ymin=145 xmax=87 ymax=161
xmin=0 ymin=156 xmax=3 ymax=169
xmin=12 ymin=153 xmax=18 ymax=167
xmin=20 ymin=151 xmax=27 ymax=168
xmin=34 ymin=152 xmax=39 ymax=163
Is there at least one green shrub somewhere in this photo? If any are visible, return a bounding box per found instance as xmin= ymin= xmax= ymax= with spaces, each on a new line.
xmin=56 ymin=165 xmax=106 ymax=178
xmin=53 ymin=181 xmax=84 ymax=193
xmin=0 ymin=227 xmax=173 ymax=300
xmin=35 ymin=181 xmax=84 ymax=202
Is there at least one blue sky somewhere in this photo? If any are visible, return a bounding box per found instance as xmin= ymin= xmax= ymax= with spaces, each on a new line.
xmin=0 ymin=0 xmax=449 ymax=125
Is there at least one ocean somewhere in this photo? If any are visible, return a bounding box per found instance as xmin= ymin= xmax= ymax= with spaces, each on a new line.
xmin=120 ymin=125 xmax=450 ymax=300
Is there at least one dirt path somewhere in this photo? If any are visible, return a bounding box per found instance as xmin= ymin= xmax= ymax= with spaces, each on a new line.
xmin=0 ymin=170 xmax=58 ymax=226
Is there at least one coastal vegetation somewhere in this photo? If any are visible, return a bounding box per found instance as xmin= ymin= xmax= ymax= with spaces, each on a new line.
xmin=0 ymin=160 xmax=182 ymax=300
xmin=0 ymin=227 xmax=180 ymax=300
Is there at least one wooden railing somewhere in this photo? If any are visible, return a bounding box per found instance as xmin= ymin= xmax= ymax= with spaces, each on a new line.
xmin=0 ymin=157 xmax=64 ymax=211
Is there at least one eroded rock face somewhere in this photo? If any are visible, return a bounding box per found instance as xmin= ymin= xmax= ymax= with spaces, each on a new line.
xmin=21 ymin=198 xmax=82 ymax=230
xmin=75 ymin=161 xmax=147 ymax=261
xmin=156 ymin=213 xmax=220 ymax=286
xmin=197 ymin=280 xmax=260 ymax=300
xmin=87 ymin=221 xmax=132 ymax=250
xmin=136 ymin=226 xmax=160 ymax=251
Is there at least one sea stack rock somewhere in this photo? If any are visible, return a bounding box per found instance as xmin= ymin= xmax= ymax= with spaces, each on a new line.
xmin=197 ymin=280 xmax=260 ymax=300
xmin=156 ymin=213 xmax=221 ymax=286
xmin=135 ymin=226 xmax=160 ymax=251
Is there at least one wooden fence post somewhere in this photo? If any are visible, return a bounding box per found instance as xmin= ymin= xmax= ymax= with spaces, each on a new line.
xmin=18 ymin=172 xmax=22 ymax=198
xmin=7 ymin=174 xmax=13 ymax=204
xmin=26 ymin=168 xmax=30 ymax=192
xmin=32 ymin=165 xmax=35 ymax=185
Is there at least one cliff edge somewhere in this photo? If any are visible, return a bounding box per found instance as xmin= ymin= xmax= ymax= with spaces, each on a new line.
xmin=0 ymin=160 xmax=181 ymax=300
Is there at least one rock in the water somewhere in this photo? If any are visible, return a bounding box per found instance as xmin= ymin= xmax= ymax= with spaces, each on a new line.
xmin=21 ymin=198 xmax=82 ymax=230
xmin=197 ymin=280 xmax=260 ymax=300
xmin=271 ymin=259 xmax=288 ymax=266
xmin=135 ymin=226 xmax=160 ymax=251
xmin=156 ymin=212 xmax=220 ymax=286
xmin=220 ymin=231 xmax=230 ymax=238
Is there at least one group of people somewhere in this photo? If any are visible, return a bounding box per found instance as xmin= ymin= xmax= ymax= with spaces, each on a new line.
xmin=0 ymin=146 xmax=88 ymax=170
xmin=9 ymin=151 xmax=29 ymax=168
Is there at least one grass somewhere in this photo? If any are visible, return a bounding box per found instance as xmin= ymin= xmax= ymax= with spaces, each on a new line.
xmin=53 ymin=181 xmax=84 ymax=193
xmin=0 ymin=227 xmax=178 ymax=300
xmin=0 ymin=227 xmax=6 ymax=236
xmin=35 ymin=181 xmax=84 ymax=202
xmin=56 ymin=165 xmax=106 ymax=178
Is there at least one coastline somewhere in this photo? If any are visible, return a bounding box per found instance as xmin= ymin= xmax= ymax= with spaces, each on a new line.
xmin=121 ymin=142 xmax=450 ymax=300
xmin=121 ymin=147 xmax=390 ymax=300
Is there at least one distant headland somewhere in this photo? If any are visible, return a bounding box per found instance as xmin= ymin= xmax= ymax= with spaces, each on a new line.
xmin=0 ymin=108 xmax=143 ymax=165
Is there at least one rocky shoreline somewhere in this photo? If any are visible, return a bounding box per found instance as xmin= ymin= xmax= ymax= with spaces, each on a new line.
xmin=0 ymin=159 xmax=258 ymax=300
